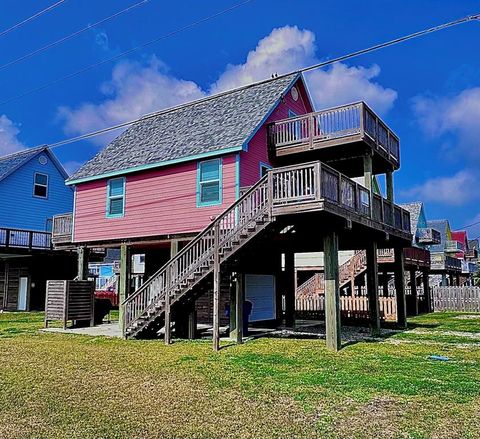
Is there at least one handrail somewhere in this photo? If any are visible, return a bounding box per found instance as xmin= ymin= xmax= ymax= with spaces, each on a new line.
xmin=123 ymin=159 xmax=412 ymax=336
xmin=122 ymin=174 xmax=270 ymax=333
xmin=268 ymin=102 xmax=400 ymax=163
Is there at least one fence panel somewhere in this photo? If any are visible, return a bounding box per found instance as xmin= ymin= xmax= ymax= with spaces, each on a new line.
xmin=432 ymin=287 xmax=480 ymax=312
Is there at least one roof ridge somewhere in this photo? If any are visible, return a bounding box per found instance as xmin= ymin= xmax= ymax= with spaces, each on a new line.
xmin=135 ymin=72 xmax=300 ymax=123
xmin=0 ymin=145 xmax=46 ymax=161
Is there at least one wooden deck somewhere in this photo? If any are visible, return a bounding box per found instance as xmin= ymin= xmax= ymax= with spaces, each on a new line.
xmin=269 ymin=161 xmax=411 ymax=240
xmin=268 ymin=102 xmax=400 ymax=174
xmin=0 ymin=227 xmax=52 ymax=251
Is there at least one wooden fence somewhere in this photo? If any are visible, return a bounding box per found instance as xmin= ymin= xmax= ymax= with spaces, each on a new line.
xmin=432 ymin=286 xmax=480 ymax=312
xmin=295 ymin=296 xmax=397 ymax=321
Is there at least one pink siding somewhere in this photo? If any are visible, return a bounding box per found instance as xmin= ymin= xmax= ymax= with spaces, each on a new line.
xmin=73 ymin=155 xmax=237 ymax=243
xmin=240 ymin=78 xmax=313 ymax=187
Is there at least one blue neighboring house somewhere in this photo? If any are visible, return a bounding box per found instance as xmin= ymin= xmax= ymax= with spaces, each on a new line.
xmin=0 ymin=146 xmax=76 ymax=311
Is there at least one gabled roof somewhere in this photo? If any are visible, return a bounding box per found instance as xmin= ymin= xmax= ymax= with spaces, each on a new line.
xmin=67 ymin=73 xmax=302 ymax=184
xmin=0 ymin=146 xmax=46 ymax=182
xmin=451 ymin=231 xmax=468 ymax=247
xmin=400 ymin=202 xmax=423 ymax=238
xmin=427 ymin=219 xmax=451 ymax=253
xmin=0 ymin=146 xmax=69 ymax=183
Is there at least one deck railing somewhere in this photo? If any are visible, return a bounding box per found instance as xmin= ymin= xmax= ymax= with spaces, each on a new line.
xmin=270 ymin=161 xmax=411 ymax=233
xmin=430 ymin=253 xmax=462 ymax=271
xmin=444 ymin=240 xmax=464 ymax=253
xmin=0 ymin=227 xmax=52 ymax=250
xmin=417 ymin=227 xmax=441 ymax=245
xmin=268 ymin=102 xmax=400 ymax=163
xmin=52 ymin=213 xmax=73 ymax=244
xmin=376 ymin=247 xmax=431 ymax=266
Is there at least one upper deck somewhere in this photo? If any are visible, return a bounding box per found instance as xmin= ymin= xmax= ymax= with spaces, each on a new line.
xmin=268 ymin=102 xmax=400 ymax=177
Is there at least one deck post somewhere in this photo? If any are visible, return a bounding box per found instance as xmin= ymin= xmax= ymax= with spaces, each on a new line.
xmin=382 ymin=270 xmax=389 ymax=297
xmin=284 ymin=251 xmax=295 ymax=328
xmin=422 ymin=270 xmax=431 ymax=312
xmin=410 ymin=269 xmax=418 ymax=316
xmin=213 ymin=222 xmax=221 ymax=351
xmin=386 ymin=170 xmax=394 ymax=203
xmin=394 ymin=247 xmax=407 ymax=328
xmin=77 ymin=247 xmax=90 ymax=280
xmin=324 ymin=231 xmax=341 ymax=351
xmin=118 ymin=244 xmax=131 ymax=334
xmin=230 ymin=272 xmax=244 ymax=343
xmin=366 ymin=241 xmax=380 ymax=336
xmin=363 ymin=153 xmax=373 ymax=191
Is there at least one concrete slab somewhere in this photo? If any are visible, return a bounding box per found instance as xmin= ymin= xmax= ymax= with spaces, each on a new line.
xmin=41 ymin=323 xmax=122 ymax=338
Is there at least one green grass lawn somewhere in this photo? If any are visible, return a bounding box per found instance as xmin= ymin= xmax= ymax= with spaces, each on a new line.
xmin=0 ymin=312 xmax=479 ymax=439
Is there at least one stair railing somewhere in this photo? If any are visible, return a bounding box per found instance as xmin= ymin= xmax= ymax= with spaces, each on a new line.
xmin=122 ymin=174 xmax=270 ymax=334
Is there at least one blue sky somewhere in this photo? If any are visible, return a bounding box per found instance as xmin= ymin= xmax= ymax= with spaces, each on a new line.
xmin=1 ymin=0 xmax=480 ymax=235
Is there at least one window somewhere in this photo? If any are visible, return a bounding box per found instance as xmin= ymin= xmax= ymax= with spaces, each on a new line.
xmin=197 ymin=159 xmax=222 ymax=206
xmin=288 ymin=109 xmax=298 ymax=118
xmin=106 ymin=177 xmax=125 ymax=217
xmin=33 ymin=173 xmax=48 ymax=198
xmin=260 ymin=162 xmax=271 ymax=177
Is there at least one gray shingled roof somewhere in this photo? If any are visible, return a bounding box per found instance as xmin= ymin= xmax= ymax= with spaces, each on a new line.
xmin=427 ymin=219 xmax=450 ymax=253
xmin=68 ymin=73 xmax=300 ymax=182
xmin=400 ymin=202 xmax=422 ymax=238
xmin=0 ymin=146 xmax=46 ymax=182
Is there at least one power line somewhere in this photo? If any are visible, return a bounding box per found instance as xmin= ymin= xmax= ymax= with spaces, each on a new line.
xmin=0 ymin=0 xmax=67 ymax=39
xmin=0 ymin=0 xmax=149 ymax=72
xmin=42 ymin=11 xmax=480 ymax=150
xmin=0 ymin=0 xmax=254 ymax=107
xmin=297 ymin=13 xmax=480 ymax=76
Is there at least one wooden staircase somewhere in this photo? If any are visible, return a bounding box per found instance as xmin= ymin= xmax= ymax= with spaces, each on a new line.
xmin=297 ymin=250 xmax=368 ymax=297
xmin=123 ymin=176 xmax=272 ymax=339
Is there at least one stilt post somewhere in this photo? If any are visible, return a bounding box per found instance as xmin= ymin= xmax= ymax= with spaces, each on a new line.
xmin=410 ymin=269 xmax=418 ymax=316
xmin=230 ymin=273 xmax=244 ymax=343
xmin=77 ymin=246 xmax=90 ymax=280
xmin=284 ymin=251 xmax=295 ymax=328
xmin=366 ymin=241 xmax=380 ymax=336
xmin=119 ymin=244 xmax=131 ymax=335
xmin=213 ymin=222 xmax=221 ymax=351
xmin=324 ymin=232 xmax=341 ymax=351
xmin=423 ymin=270 xmax=431 ymax=312
xmin=394 ymin=247 xmax=407 ymax=328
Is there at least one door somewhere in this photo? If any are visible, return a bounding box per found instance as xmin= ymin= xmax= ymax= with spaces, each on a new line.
xmin=17 ymin=277 xmax=29 ymax=311
xmin=245 ymin=274 xmax=276 ymax=322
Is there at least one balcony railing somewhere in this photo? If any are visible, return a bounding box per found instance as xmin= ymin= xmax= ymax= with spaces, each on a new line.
xmin=376 ymin=247 xmax=430 ymax=267
xmin=268 ymin=102 xmax=400 ymax=164
xmin=417 ymin=227 xmax=441 ymax=245
xmin=270 ymin=161 xmax=411 ymax=234
xmin=465 ymin=249 xmax=478 ymax=260
xmin=445 ymin=240 xmax=464 ymax=253
xmin=52 ymin=213 xmax=73 ymax=244
xmin=430 ymin=253 xmax=462 ymax=271
xmin=0 ymin=227 xmax=52 ymax=250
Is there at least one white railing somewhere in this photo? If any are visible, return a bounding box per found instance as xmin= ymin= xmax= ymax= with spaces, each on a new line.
xmin=123 ymin=176 xmax=270 ymax=335
xmin=268 ymin=102 xmax=400 ymax=163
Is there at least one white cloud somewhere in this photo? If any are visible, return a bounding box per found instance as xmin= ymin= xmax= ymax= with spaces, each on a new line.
xmin=400 ymin=170 xmax=478 ymax=206
xmin=211 ymin=25 xmax=397 ymax=114
xmin=58 ymin=26 xmax=397 ymax=144
xmin=0 ymin=115 xmax=26 ymax=155
xmin=413 ymin=87 xmax=480 ymax=159
xmin=306 ymin=64 xmax=397 ymax=114
xmin=210 ymin=26 xmax=317 ymax=93
xmin=57 ymin=56 xmax=205 ymax=145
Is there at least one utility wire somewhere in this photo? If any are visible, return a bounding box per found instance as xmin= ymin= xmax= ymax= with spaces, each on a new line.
xmin=0 ymin=0 xmax=254 ymax=106
xmin=0 ymin=0 xmax=149 ymax=72
xmin=42 ymin=12 xmax=480 ymax=150
xmin=0 ymin=0 xmax=67 ymax=39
